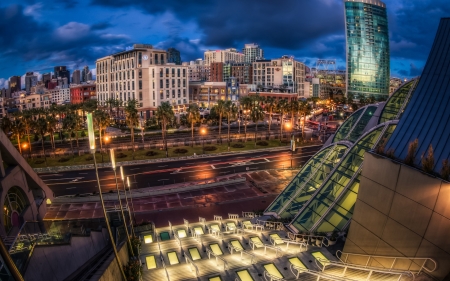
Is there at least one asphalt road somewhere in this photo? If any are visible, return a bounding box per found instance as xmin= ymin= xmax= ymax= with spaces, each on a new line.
xmin=42 ymin=145 xmax=323 ymax=197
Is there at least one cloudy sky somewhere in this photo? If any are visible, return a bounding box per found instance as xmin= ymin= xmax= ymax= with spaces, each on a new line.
xmin=0 ymin=0 xmax=448 ymax=88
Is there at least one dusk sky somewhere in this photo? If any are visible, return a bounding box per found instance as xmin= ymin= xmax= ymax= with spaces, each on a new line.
xmin=0 ymin=0 xmax=449 ymax=88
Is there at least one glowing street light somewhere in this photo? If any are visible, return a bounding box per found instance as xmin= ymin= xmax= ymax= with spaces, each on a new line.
xmin=200 ymin=127 xmax=207 ymax=155
xmin=87 ymin=112 xmax=126 ymax=280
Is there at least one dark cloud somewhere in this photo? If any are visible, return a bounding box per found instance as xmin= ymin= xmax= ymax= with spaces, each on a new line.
xmin=91 ymin=21 xmax=113 ymax=30
xmin=91 ymin=0 xmax=345 ymax=53
xmin=0 ymin=4 xmax=130 ymax=74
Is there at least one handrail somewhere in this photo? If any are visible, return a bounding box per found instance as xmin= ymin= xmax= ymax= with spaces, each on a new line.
xmin=263 ymin=270 xmax=284 ymax=281
xmin=227 ymin=242 xmax=255 ymax=264
xmin=336 ymin=250 xmax=437 ymax=274
xmin=205 ymin=248 xmax=228 ymax=270
xmin=185 ymin=255 xmax=199 ymax=277
xmin=173 ymin=232 xmax=181 ymax=249
xmin=269 ymin=236 xmax=307 ymax=252
xmin=287 ymin=233 xmax=330 ymax=247
xmin=249 ymin=240 xmax=283 ymax=257
xmin=192 ymin=231 xmax=202 ymax=244
xmin=290 ymin=264 xmax=353 ymax=281
xmin=242 ymin=212 xmax=255 ymax=218
xmin=160 ymin=254 xmax=170 ymax=281
xmin=209 ymin=228 xmax=223 ymax=240
xmin=315 ymin=258 xmax=415 ymax=280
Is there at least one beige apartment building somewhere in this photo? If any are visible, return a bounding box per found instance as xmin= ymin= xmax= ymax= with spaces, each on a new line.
xmin=184 ymin=59 xmax=210 ymax=81
xmin=96 ymin=44 xmax=188 ymax=118
xmin=204 ymin=48 xmax=244 ymax=65
xmin=252 ymin=56 xmax=306 ymax=97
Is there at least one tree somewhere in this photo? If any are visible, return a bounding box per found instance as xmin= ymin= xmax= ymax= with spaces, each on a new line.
xmin=11 ymin=120 xmax=25 ymax=154
xmin=298 ymin=101 xmax=312 ymax=139
xmin=249 ymin=103 xmax=265 ymax=147
xmin=239 ymin=96 xmax=252 ymax=140
xmin=1 ymin=116 xmax=12 ymax=135
xmin=46 ymin=115 xmax=58 ymax=151
xmin=214 ymin=100 xmax=227 ymax=144
xmin=264 ymin=96 xmax=277 ymax=136
xmin=94 ymin=110 xmax=111 ymax=155
xmin=63 ymin=113 xmax=77 ymax=156
xmin=186 ymin=104 xmax=200 ymax=147
xmin=125 ymin=100 xmax=139 ymax=160
xmin=289 ymin=99 xmax=299 ymax=126
xmin=276 ymin=99 xmax=289 ymax=140
xmin=155 ymin=102 xmax=174 ymax=157
xmin=225 ymin=100 xmax=238 ymax=147
xmin=35 ymin=117 xmax=48 ymax=165
xmin=20 ymin=110 xmax=34 ymax=156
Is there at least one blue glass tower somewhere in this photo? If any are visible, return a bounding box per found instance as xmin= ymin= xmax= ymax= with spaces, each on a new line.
xmin=345 ymin=0 xmax=390 ymax=100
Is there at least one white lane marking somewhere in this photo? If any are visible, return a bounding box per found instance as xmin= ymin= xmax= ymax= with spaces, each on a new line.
xmin=66 ymin=187 xmax=77 ymax=189
xmin=265 ymin=158 xmax=271 ymax=162
xmin=211 ymin=165 xmax=216 ymax=169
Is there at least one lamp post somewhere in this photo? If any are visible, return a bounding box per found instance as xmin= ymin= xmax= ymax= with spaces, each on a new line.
xmin=200 ymin=128 xmax=207 ymax=155
xmin=22 ymin=143 xmax=28 ymax=160
xmin=285 ymin=122 xmax=294 ymax=168
xmin=110 ymin=149 xmax=134 ymax=257
xmin=120 ymin=166 xmax=135 ymax=236
xmin=87 ymin=113 xmax=127 ymax=281
xmin=102 ymin=136 xmax=110 ymax=163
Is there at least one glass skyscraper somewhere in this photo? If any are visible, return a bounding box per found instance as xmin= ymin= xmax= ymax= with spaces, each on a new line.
xmin=345 ymin=0 xmax=390 ymax=100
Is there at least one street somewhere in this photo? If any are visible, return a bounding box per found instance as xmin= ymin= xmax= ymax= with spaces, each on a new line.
xmin=42 ymin=144 xmax=322 ymax=197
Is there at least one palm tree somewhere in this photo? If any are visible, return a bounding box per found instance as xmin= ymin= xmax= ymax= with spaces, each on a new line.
xmin=125 ymin=100 xmax=139 ymax=160
xmin=276 ymin=99 xmax=289 ymax=140
xmin=215 ymin=100 xmax=227 ymax=144
xmin=249 ymin=103 xmax=265 ymax=147
xmin=225 ymin=101 xmax=238 ymax=147
xmin=298 ymin=101 xmax=312 ymax=139
xmin=35 ymin=117 xmax=48 ymax=165
xmin=239 ymin=96 xmax=252 ymax=140
xmin=73 ymin=114 xmax=83 ymax=155
xmin=264 ymin=96 xmax=277 ymax=136
xmin=62 ymin=113 xmax=77 ymax=156
xmin=94 ymin=110 xmax=111 ymax=155
xmin=1 ymin=116 xmax=12 ymax=135
xmin=20 ymin=110 xmax=34 ymax=156
xmin=289 ymin=99 xmax=299 ymax=127
xmin=11 ymin=120 xmax=25 ymax=154
xmin=156 ymin=102 xmax=174 ymax=157
xmin=186 ymin=104 xmax=200 ymax=147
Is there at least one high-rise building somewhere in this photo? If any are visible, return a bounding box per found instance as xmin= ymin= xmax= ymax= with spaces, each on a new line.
xmin=9 ymin=76 xmax=21 ymax=93
xmin=72 ymin=70 xmax=81 ymax=84
xmin=25 ymin=72 xmax=38 ymax=94
xmin=96 ymin=44 xmax=188 ymax=118
xmin=242 ymin=43 xmax=264 ymax=63
xmin=185 ymin=59 xmax=210 ymax=82
xmin=167 ymin=48 xmax=181 ymax=65
xmin=252 ymin=56 xmax=306 ymax=97
xmin=345 ymin=0 xmax=390 ymax=100
xmin=54 ymin=66 xmax=70 ymax=81
xmin=81 ymin=66 xmax=90 ymax=83
xmin=204 ymin=48 xmax=244 ymax=66
xmin=42 ymin=73 xmax=51 ymax=88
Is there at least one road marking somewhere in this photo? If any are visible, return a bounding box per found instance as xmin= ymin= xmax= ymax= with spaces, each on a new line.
xmin=211 ymin=165 xmax=216 ymax=169
xmin=66 ymin=187 xmax=77 ymax=189
xmin=264 ymin=158 xmax=271 ymax=162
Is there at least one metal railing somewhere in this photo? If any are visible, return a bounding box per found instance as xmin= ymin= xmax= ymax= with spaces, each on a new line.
xmin=183 ymin=219 xmax=189 ymax=232
xmin=173 ymin=233 xmax=182 ymax=249
xmin=228 ymin=214 xmax=239 ymax=220
xmin=199 ymin=217 xmax=206 ymax=226
xmin=185 ymin=255 xmax=199 ymax=277
xmin=249 ymin=240 xmax=283 ymax=258
xmin=205 ymin=248 xmax=228 ymax=270
xmin=264 ymin=270 xmax=285 ymax=281
xmin=208 ymin=228 xmax=223 ymax=240
xmin=227 ymin=242 xmax=255 ymax=264
xmin=287 ymin=232 xmax=330 ymax=247
xmin=242 ymin=212 xmax=255 ymax=218
xmin=316 ymin=258 xmax=415 ymax=281
xmin=256 ymin=220 xmax=284 ymax=231
xmin=160 ymin=254 xmax=170 ymax=281
xmin=290 ymin=264 xmax=352 ymax=281
xmin=191 ymin=231 xmax=202 ymax=244
xmin=269 ymin=236 xmax=307 ymax=252
xmin=336 ymin=250 xmax=437 ymax=274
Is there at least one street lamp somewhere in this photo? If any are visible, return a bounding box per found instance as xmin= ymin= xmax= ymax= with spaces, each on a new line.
xmin=110 ymin=149 xmax=134 ymax=256
xmin=102 ymin=136 xmax=110 ymax=163
xmin=87 ymin=113 xmax=126 ymax=281
xmin=200 ymin=127 xmax=207 ymax=155
xmin=22 ymin=143 xmax=28 ymax=160
xmin=285 ymin=122 xmax=294 ymax=168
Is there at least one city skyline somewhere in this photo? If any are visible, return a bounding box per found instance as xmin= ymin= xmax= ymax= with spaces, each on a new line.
xmin=0 ymin=0 xmax=448 ymax=88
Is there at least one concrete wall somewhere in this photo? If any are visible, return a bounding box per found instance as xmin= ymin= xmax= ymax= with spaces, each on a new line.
xmin=96 ymin=241 xmax=129 ymax=281
xmin=344 ymin=152 xmax=450 ymax=280
xmin=24 ymin=228 xmax=109 ymax=281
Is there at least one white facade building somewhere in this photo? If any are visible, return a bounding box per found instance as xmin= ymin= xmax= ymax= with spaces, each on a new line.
xmin=184 ymin=59 xmax=210 ymax=81
xmin=204 ymin=48 xmax=244 ymax=66
xmin=50 ymin=87 xmax=71 ymax=105
xmin=242 ymin=43 xmax=264 ymax=63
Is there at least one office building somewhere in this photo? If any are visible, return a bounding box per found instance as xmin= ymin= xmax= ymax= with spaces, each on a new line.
xmin=345 ymin=0 xmax=390 ymax=99
xmin=96 ymin=44 xmax=188 ymax=118
xmin=167 ymin=47 xmax=182 ymax=65
xmin=42 ymin=73 xmax=51 ymax=88
xmin=252 ymin=56 xmax=306 ymax=97
xmin=54 ymin=66 xmax=70 ymax=81
xmin=81 ymin=66 xmax=90 ymax=83
xmin=50 ymin=87 xmax=71 ymax=104
xmin=72 ymin=70 xmax=81 ymax=84
xmin=25 ymin=72 xmax=38 ymax=94
xmin=204 ymin=48 xmax=244 ymax=66
xmin=185 ymin=59 xmax=210 ymax=82
xmin=9 ymin=76 xmax=21 ymax=93
xmin=242 ymin=43 xmax=264 ymax=63
xmin=210 ymin=62 xmax=224 ymax=82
